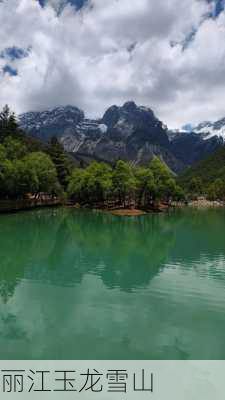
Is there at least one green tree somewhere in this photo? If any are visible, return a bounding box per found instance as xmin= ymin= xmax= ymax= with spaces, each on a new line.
xmin=0 ymin=144 xmax=6 ymax=162
xmin=149 ymin=157 xmax=177 ymax=201
xmin=0 ymin=105 xmax=19 ymax=140
xmin=207 ymin=178 xmax=225 ymax=201
xmin=188 ymin=177 xmax=203 ymax=197
xmin=0 ymin=110 xmax=66 ymax=200
xmin=0 ymin=158 xmax=17 ymax=197
xmin=68 ymin=168 xmax=86 ymax=203
xmin=85 ymin=162 xmax=113 ymax=204
xmin=215 ymin=178 xmax=225 ymax=200
xmin=135 ymin=167 xmax=155 ymax=207
xmin=112 ymin=160 xmax=136 ymax=206
xmin=68 ymin=162 xmax=113 ymax=205
xmin=22 ymin=152 xmax=60 ymax=196
xmin=3 ymin=137 xmax=27 ymax=160
xmin=48 ymin=137 xmax=71 ymax=188
xmin=0 ymin=105 xmax=10 ymax=136
xmin=206 ymin=183 xmax=217 ymax=201
xmin=0 ymin=144 xmax=15 ymax=197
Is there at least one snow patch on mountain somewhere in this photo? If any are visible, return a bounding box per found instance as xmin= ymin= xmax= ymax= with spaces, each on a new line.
xmin=19 ymin=103 xmax=223 ymax=173
xmin=193 ymin=117 xmax=225 ymax=141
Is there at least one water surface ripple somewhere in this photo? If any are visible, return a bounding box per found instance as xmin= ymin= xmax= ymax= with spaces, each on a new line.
xmin=0 ymin=208 xmax=225 ymax=359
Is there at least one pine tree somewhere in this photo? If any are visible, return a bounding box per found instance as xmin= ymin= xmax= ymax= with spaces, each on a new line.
xmin=0 ymin=105 xmax=10 ymax=138
xmin=0 ymin=105 xmax=19 ymax=140
xmin=47 ymin=136 xmax=71 ymax=188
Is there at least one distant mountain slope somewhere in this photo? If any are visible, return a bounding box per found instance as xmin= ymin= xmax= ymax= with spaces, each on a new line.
xmin=170 ymin=132 xmax=223 ymax=166
xmin=179 ymin=145 xmax=225 ymax=186
xmin=19 ymin=102 xmax=223 ymax=173
xmin=19 ymin=105 xmax=84 ymax=141
xmin=192 ymin=117 xmax=225 ymax=140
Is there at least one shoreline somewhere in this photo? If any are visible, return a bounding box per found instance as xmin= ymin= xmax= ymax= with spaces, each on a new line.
xmin=188 ymin=199 xmax=225 ymax=208
xmin=0 ymin=198 xmax=62 ymax=214
xmin=0 ymin=198 xmax=224 ymax=215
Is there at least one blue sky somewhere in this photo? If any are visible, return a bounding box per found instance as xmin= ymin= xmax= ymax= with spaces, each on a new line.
xmin=38 ymin=0 xmax=225 ymax=14
xmin=0 ymin=0 xmax=225 ymax=128
xmin=209 ymin=0 xmax=225 ymax=16
xmin=0 ymin=46 xmax=29 ymax=61
xmin=38 ymin=0 xmax=225 ymax=16
xmin=38 ymin=0 xmax=87 ymax=10
xmin=2 ymin=65 xmax=18 ymax=76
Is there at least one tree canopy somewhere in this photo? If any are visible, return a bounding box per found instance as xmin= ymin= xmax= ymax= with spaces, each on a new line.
xmin=0 ymin=105 xmax=66 ymax=200
xmin=68 ymin=158 xmax=185 ymax=208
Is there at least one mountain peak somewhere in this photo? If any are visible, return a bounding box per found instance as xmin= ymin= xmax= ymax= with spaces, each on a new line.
xmin=19 ymin=102 xmax=223 ymax=173
xmin=193 ymin=116 xmax=225 ymax=141
xmin=19 ymin=104 xmax=84 ymax=140
xmin=122 ymin=101 xmax=137 ymax=111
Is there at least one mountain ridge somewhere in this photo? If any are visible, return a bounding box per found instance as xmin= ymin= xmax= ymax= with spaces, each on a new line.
xmin=186 ymin=116 xmax=225 ymax=141
xmin=19 ymin=102 xmax=223 ymax=173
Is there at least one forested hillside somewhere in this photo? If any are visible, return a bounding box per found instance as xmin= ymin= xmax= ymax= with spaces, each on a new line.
xmin=179 ymin=146 xmax=225 ymax=200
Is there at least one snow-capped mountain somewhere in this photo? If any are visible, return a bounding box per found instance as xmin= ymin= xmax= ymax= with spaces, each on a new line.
xmin=19 ymin=102 xmax=223 ymax=172
xmin=19 ymin=105 xmax=85 ymax=141
xmin=193 ymin=117 xmax=225 ymax=141
xmin=62 ymin=101 xmax=184 ymax=169
xmin=19 ymin=102 xmax=183 ymax=171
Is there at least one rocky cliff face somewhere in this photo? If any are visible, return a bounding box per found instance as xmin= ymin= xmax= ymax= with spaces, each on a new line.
xmin=19 ymin=102 xmax=223 ymax=173
xmin=102 ymin=101 xmax=169 ymax=145
xmin=64 ymin=101 xmax=178 ymax=168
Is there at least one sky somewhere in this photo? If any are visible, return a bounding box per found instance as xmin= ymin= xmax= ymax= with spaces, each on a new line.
xmin=0 ymin=0 xmax=225 ymax=128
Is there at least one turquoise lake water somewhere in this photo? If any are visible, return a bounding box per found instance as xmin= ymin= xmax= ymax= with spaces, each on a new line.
xmin=0 ymin=207 xmax=225 ymax=359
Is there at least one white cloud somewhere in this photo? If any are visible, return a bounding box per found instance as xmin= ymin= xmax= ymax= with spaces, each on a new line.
xmin=0 ymin=0 xmax=225 ymax=128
